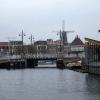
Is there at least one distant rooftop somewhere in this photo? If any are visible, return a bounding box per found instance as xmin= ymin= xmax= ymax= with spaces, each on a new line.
xmin=71 ymin=35 xmax=84 ymax=45
xmin=34 ymin=41 xmax=47 ymax=45
xmin=0 ymin=42 xmax=8 ymax=46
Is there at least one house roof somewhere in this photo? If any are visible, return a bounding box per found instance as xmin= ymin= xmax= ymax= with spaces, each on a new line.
xmin=71 ymin=35 xmax=84 ymax=45
xmin=0 ymin=42 xmax=8 ymax=46
xmin=10 ymin=41 xmax=22 ymax=45
xmin=34 ymin=41 xmax=47 ymax=45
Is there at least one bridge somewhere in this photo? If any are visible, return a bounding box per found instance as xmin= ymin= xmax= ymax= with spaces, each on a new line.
xmin=0 ymin=54 xmax=82 ymax=69
xmin=25 ymin=54 xmax=57 ymax=60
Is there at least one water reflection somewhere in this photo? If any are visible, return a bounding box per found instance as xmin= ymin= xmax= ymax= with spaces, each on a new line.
xmin=0 ymin=67 xmax=100 ymax=100
xmin=85 ymin=74 xmax=100 ymax=94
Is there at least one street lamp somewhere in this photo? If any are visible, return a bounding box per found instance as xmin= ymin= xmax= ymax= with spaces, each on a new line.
xmin=19 ymin=30 xmax=26 ymax=58
xmin=57 ymin=30 xmax=63 ymax=53
xmin=29 ymin=34 xmax=34 ymax=46
xmin=29 ymin=34 xmax=34 ymax=54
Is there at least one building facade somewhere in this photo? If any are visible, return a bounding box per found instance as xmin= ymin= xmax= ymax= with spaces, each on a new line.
xmin=0 ymin=42 xmax=9 ymax=55
xmin=47 ymin=39 xmax=63 ymax=55
xmin=70 ymin=35 xmax=85 ymax=58
xmin=0 ymin=41 xmax=23 ymax=55
xmin=84 ymin=38 xmax=100 ymax=74
xmin=34 ymin=41 xmax=47 ymax=56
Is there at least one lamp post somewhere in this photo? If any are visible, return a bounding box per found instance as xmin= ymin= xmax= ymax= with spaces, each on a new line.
xmin=19 ymin=30 xmax=26 ymax=58
xmin=29 ymin=34 xmax=34 ymax=54
xmin=29 ymin=34 xmax=34 ymax=46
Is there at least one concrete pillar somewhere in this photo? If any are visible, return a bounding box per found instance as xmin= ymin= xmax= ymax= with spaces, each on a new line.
xmin=26 ymin=59 xmax=35 ymax=68
xmin=56 ymin=59 xmax=65 ymax=69
xmin=33 ymin=59 xmax=38 ymax=66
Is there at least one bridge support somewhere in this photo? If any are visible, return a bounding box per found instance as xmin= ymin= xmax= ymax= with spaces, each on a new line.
xmin=34 ymin=59 xmax=38 ymax=66
xmin=56 ymin=59 xmax=65 ymax=69
xmin=26 ymin=59 xmax=38 ymax=68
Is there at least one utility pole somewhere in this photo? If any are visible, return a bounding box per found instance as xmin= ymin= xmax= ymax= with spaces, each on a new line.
xmin=19 ymin=30 xmax=26 ymax=58
xmin=29 ymin=34 xmax=34 ymax=54
xmin=29 ymin=34 xmax=34 ymax=46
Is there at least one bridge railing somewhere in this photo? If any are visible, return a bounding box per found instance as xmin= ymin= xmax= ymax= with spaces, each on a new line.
xmin=25 ymin=53 xmax=57 ymax=59
xmin=0 ymin=55 xmax=21 ymax=60
xmin=0 ymin=53 xmax=84 ymax=60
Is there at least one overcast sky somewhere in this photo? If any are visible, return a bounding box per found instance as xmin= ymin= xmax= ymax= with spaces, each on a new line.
xmin=0 ymin=0 xmax=100 ymax=43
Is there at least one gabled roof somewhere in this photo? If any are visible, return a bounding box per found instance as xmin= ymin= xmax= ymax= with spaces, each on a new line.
xmin=71 ymin=35 xmax=84 ymax=45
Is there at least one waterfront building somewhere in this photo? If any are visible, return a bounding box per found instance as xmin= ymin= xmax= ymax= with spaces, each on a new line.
xmin=47 ymin=36 xmax=85 ymax=58
xmin=70 ymin=35 xmax=85 ymax=58
xmin=34 ymin=36 xmax=85 ymax=58
xmin=54 ymin=40 xmax=63 ymax=53
xmin=9 ymin=41 xmax=22 ymax=55
xmin=34 ymin=41 xmax=47 ymax=56
xmin=47 ymin=39 xmax=56 ymax=54
xmin=0 ymin=41 xmax=23 ymax=55
xmin=84 ymin=38 xmax=100 ymax=74
xmin=47 ymin=39 xmax=63 ymax=55
xmin=0 ymin=42 xmax=9 ymax=55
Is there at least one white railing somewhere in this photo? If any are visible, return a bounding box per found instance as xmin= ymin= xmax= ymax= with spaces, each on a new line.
xmin=25 ymin=53 xmax=57 ymax=58
xmin=0 ymin=52 xmax=85 ymax=60
xmin=0 ymin=55 xmax=21 ymax=60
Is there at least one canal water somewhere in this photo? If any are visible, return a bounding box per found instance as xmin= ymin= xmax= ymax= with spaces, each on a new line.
xmin=0 ymin=64 xmax=100 ymax=100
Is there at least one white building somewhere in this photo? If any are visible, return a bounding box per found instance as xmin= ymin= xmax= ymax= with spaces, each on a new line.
xmin=70 ymin=35 xmax=85 ymax=58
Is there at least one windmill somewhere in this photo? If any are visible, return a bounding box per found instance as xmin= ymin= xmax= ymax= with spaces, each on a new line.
xmin=61 ymin=20 xmax=74 ymax=45
xmin=52 ymin=20 xmax=75 ymax=58
xmin=52 ymin=20 xmax=74 ymax=45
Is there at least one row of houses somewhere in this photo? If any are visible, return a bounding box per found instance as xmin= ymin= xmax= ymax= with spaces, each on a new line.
xmin=0 ymin=35 xmax=85 ymax=57
xmin=34 ymin=35 xmax=85 ymax=58
xmin=0 ymin=41 xmax=22 ymax=55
